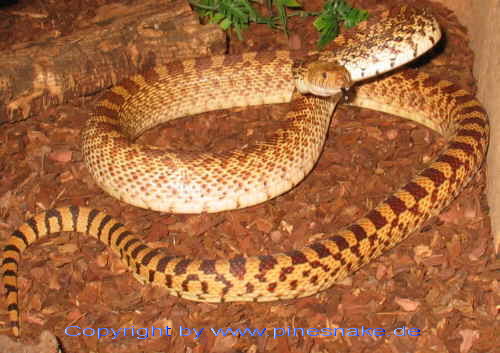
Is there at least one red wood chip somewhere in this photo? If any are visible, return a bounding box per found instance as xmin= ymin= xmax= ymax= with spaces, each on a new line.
xmin=394 ymin=297 xmax=420 ymax=311
xmin=48 ymin=150 xmax=73 ymax=162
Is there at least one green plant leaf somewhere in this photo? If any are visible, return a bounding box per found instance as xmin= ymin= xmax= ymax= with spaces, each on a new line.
xmin=189 ymin=0 xmax=367 ymax=46
xmin=314 ymin=0 xmax=368 ymax=49
xmin=212 ymin=12 xmax=225 ymax=23
xmin=219 ymin=17 xmax=232 ymax=30
xmin=281 ymin=0 xmax=302 ymax=8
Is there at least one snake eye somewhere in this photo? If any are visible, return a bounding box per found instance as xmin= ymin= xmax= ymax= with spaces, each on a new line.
xmin=322 ymin=72 xmax=328 ymax=79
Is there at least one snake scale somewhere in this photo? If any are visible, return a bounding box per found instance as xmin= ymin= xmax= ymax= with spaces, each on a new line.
xmin=1 ymin=7 xmax=489 ymax=338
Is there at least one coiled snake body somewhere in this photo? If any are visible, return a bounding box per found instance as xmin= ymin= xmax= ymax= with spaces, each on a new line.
xmin=1 ymin=7 xmax=489 ymax=337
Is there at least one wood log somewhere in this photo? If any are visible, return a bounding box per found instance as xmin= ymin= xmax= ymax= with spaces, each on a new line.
xmin=0 ymin=0 xmax=226 ymax=123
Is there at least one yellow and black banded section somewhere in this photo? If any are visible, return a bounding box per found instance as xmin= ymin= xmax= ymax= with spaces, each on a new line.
xmin=1 ymin=207 xmax=134 ymax=337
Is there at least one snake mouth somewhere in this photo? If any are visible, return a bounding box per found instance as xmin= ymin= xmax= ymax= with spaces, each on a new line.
xmin=296 ymin=83 xmax=353 ymax=102
xmin=295 ymin=74 xmax=352 ymax=97
xmin=303 ymin=85 xmax=345 ymax=97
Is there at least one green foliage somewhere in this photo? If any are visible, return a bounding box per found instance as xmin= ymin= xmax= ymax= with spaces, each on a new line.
xmin=273 ymin=0 xmax=302 ymax=35
xmin=189 ymin=0 xmax=368 ymax=47
xmin=314 ymin=0 xmax=369 ymax=49
xmin=188 ymin=0 xmax=263 ymax=40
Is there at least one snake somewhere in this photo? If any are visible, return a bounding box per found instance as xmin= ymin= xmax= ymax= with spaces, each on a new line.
xmin=1 ymin=6 xmax=489 ymax=338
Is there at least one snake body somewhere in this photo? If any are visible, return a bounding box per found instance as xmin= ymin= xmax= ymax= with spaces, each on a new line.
xmin=81 ymin=7 xmax=441 ymax=214
xmin=1 ymin=7 xmax=489 ymax=338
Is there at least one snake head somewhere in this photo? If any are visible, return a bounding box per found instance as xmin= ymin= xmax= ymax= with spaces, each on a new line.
xmin=293 ymin=60 xmax=352 ymax=97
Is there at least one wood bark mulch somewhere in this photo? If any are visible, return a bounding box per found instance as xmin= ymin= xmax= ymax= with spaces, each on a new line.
xmin=0 ymin=0 xmax=498 ymax=352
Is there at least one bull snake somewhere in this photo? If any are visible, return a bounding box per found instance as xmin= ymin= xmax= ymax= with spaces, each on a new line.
xmin=1 ymin=7 xmax=489 ymax=338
